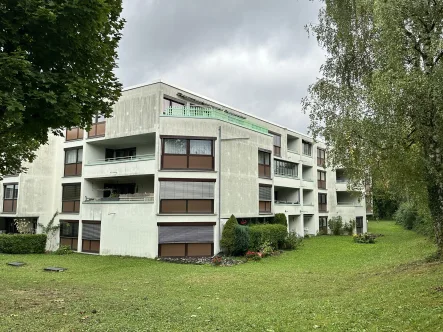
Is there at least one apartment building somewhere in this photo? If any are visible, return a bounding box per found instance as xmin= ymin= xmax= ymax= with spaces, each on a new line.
xmin=0 ymin=81 xmax=369 ymax=258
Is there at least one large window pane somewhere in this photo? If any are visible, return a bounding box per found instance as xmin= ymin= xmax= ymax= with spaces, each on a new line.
xmin=77 ymin=149 xmax=83 ymax=163
xmin=190 ymin=140 xmax=212 ymax=155
xmin=66 ymin=150 xmax=77 ymax=164
xmin=164 ymin=139 xmax=187 ymax=154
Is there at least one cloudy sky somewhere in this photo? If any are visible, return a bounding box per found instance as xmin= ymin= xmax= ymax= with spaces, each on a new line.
xmin=115 ymin=0 xmax=325 ymax=134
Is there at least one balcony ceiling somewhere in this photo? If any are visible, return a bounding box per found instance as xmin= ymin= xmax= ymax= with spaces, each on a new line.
xmin=87 ymin=133 xmax=155 ymax=147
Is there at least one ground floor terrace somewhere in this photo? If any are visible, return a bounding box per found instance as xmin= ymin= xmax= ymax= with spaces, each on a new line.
xmin=1 ymin=221 xmax=442 ymax=331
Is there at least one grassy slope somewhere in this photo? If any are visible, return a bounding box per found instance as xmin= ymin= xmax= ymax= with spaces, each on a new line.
xmin=1 ymin=221 xmax=443 ymax=331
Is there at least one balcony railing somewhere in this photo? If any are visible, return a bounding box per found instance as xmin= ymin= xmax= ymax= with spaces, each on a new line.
xmin=85 ymin=154 xmax=155 ymax=166
xmin=337 ymin=202 xmax=363 ymax=206
xmin=274 ymin=200 xmax=300 ymax=205
xmin=336 ymin=179 xmax=348 ymax=183
xmin=84 ymin=193 xmax=154 ymax=203
xmin=162 ymin=107 xmax=269 ymax=135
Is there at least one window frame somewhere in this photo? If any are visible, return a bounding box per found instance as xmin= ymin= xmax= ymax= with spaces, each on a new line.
xmin=317 ymin=170 xmax=327 ymax=189
xmin=302 ymin=140 xmax=312 ymax=156
xmin=62 ymin=183 xmax=81 ymax=213
xmin=64 ymin=147 xmax=83 ymax=176
xmin=270 ymin=132 xmax=281 ymax=157
xmin=318 ymin=193 xmax=328 ymax=212
xmin=161 ymin=137 xmax=215 ymax=171
xmin=88 ymin=114 xmax=106 ymax=138
xmin=317 ymin=148 xmax=326 ymax=167
xmin=258 ymin=150 xmax=272 ymax=178
xmin=2 ymin=183 xmax=18 ymax=213
xmin=60 ymin=220 xmax=79 ymax=250
xmin=319 ymin=216 xmax=328 ymax=233
xmin=274 ymin=159 xmax=298 ymax=178
xmin=259 ymin=184 xmax=272 ymax=214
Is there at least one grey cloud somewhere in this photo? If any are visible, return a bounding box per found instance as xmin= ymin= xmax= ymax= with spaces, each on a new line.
xmin=116 ymin=0 xmax=324 ymax=134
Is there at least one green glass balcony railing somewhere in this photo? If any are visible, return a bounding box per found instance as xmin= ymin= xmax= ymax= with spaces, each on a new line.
xmin=161 ymin=107 xmax=269 ymax=135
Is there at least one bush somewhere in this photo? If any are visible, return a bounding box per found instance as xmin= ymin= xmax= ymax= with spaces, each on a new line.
xmin=245 ymin=251 xmax=261 ymax=261
xmin=283 ymin=231 xmax=304 ymax=250
xmin=353 ymin=233 xmax=376 ymax=244
xmin=53 ymin=245 xmax=73 ymax=255
xmin=212 ymin=256 xmax=223 ymax=266
xmin=394 ymin=202 xmax=433 ymax=237
xmin=273 ymin=213 xmax=288 ymax=227
xmin=220 ymin=215 xmax=238 ymax=255
xmin=328 ymin=216 xmax=344 ymax=235
xmin=0 ymin=234 xmax=47 ymax=254
xmin=233 ymin=225 xmax=250 ymax=256
xmin=343 ymin=219 xmax=355 ymax=236
xmin=248 ymin=224 xmax=288 ymax=250
xmin=260 ymin=240 xmax=274 ymax=257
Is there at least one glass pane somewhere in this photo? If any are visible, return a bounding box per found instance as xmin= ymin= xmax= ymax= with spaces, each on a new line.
xmin=190 ymin=140 xmax=212 ymax=155
xmin=77 ymin=149 xmax=83 ymax=163
xmin=258 ymin=151 xmax=264 ymax=164
xmin=264 ymin=153 xmax=270 ymax=165
xmin=273 ymin=135 xmax=281 ymax=147
xmin=163 ymin=98 xmax=171 ymax=110
xmin=164 ymin=139 xmax=187 ymax=154
xmin=65 ymin=150 xmax=77 ymax=164
xmin=4 ymin=185 xmax=14 ymax=199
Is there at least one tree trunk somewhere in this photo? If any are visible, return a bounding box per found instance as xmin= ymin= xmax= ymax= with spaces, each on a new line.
xmin=427 ymin=180 xmax=443 ymax=259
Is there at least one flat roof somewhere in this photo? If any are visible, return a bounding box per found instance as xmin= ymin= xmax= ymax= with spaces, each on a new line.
xmin=123 ymin=79 xmax=318 ymax=142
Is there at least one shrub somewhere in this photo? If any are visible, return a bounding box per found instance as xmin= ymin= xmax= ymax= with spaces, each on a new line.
xmin=212 ymin=256 xmax=223 ymax=266
xmin=248 ymin=224 xmax=288 ymax=250
xmin=233 ymin=225 xmax=250 ymax=256
xmin=260 ymin=240 xmax=274 ymax=257
xmin=328 ymin=216 xmax=344 ymax=235
xmin=245 ymin=251 xmax=261 ymax=261
xmin=0 ymin=234 xmax=47 ymax=254
xmin=353 ymin=233 xmax=376 ymax=244
xmin=53 ymin=245 xmax=73 ymax=255
xmin=273 ymin=213 xmax=288 ymax=227
xmin=283 ymin=231 xmax=304 ymax=250
xmin=220 ymin=215 xmax=238 ymax=255
xmin=394 ymin=202 xmax=433 ymax=237
xmin=343 ymin=219 xmax=355 ymax=236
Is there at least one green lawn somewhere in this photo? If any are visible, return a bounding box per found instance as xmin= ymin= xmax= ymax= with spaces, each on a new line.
xmin=1 ymin=221 xmax=443 ymax=331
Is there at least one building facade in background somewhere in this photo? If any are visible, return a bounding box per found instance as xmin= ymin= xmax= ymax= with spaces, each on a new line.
xmin=0 ymin=81 xmax=371 ymax=257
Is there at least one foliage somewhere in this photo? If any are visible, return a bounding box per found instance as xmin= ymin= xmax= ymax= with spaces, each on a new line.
xmin=53 ymin=245 xmax=73 ymax=256
xmin=233 ymin=225 xmax=250 ymax=256
xmin=304 ymin=0 xmax=443 ymax=257
xmin=13 ymin=218 xmax=34 ymax=234
xmin=353 ymin=233 xmax=377 ymax=244
xmin=220 ymin=215 xmax=238 ymax=255
xmin=248 ymin=224 xmax=288 ymax=251
xmin=1 ymin=221 xmax=442 ymax=331
xmin=245 ymin=251 xmax=262 ymax=261
xmin=343 ymin=219 xmax=356 ymax=236
xmin=0 ymin=0 xmax=125 ymax=177
xmin=394 ymin=202 xmax=434 ymax=237
xmin=259 ymin=241 xmax=274 ymax=257
xmin=0 ymin=234 xmax=47 ymax=254
xmin=273 ymin=213 xmax=288 ymax=227
xmin=283 ymin=231 xmax=304 ymax=250
xmin=211 ymin=256 xmax=223 ymax=266
xmin=328 ymin=216 xmax=344 ymax=235
xmin=373 ymin=184 xmax=399 ymax=219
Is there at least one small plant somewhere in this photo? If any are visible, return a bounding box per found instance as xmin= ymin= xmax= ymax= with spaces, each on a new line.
xmin=328 ymin=216 xmax=344 ymax=235
xmin=38 ymin=211 xmax=60 ymax=251
xmin=13 ymin=218 xmax=34 ymax=234
xmin=283 ymin=231 xmax=304 ymax=250
xmin=245 ymin=251 xmax=261 ymax=261
xmin=211 ymin=255 xmax=223 ymax=266
xmin=53 ymin=245 xmax=73 ymax=255
xmin=353 ymin=233 xmax=376 ymax=244
xmin=343 ymin=219 xmax=356 ymax=235
xmin=260 ymin=240 xmax=274 ymax=257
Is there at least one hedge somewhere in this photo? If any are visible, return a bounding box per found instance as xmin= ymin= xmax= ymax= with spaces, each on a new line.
xmin=233 ymin=225 xmax=249 ymax=256
xmin=0 ymin=234 xmax=47 ymax=254
xmin=249 ymin=224 xmax=288 ymax=251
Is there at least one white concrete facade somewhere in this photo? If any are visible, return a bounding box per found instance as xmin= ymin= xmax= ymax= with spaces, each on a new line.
xmin=0 ymin=81 xmax=370 ymax=258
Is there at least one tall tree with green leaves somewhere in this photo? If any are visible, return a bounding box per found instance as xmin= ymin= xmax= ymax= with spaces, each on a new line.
xmin=0 ymin=0 xmax=124 ymax=177
xmin=303 ymin=0 xmax=443 ymax=257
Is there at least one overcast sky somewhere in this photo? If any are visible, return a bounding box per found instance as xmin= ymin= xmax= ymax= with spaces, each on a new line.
xmin=115 ymin=0 xmax=325 ymax=134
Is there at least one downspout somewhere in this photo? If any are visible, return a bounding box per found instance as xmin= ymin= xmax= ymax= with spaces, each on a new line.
xmin=218 ymin=126 xmax=222 ymax=251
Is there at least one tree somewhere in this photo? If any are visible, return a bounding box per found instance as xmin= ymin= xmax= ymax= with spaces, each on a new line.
xmin=273 ymin=213 xmax=288 ymax=227
xmin=0 ymin=0 xmax=125 ymax=177
xmin=220 ymin=215 xmax=238 ymax=255
xmin=303 ymin=0 xmax=443 ymax=257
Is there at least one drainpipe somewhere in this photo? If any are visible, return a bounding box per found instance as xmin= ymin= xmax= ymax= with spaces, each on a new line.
xmin=218 ymin=126 xmax=222 ymax=249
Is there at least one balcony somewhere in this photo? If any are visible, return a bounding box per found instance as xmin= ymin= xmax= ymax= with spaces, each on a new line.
xmin=301 ymin=204 xmax=315 ymax=215
xmin=274 ymin=202 xmax=301 ymax=215
xmin=301 ymin=179 xmax=314 ymax=190
xmin=84 ymin=193 xmax=154 ymax=204
xmin=287 ymin=150 xmax=300 ymax=163
xmin=161 ymin=107 xmax=269 ymax=135
xmin=83 ymin=154 xmax=155 ymax=178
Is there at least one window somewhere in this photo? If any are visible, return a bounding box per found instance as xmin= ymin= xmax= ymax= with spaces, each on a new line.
xmin=88 ymin=114 xmax=106 ymax=138
xmin=82 ymin=221 xmax=101 ymax=253
xmin=258 ymin=150 xmax=271 ymax=178
xmin=319 ymin=217 xmax=328 ymax=234
xmin=62 ymin=184 xmax=81 ymax=213
xmin=66 ymin=127 xmax=84 ymax=141
xmin=64 ymin=148 xmax=83 ymax=176
xmin=259 ymin=184 xmax=272 ymax=213
xmin=274 ymin=159 xmax=298 ymax=178
xmin=270 ymin=132 xmax=281 ymax=157
xmin=317 ymin=171 xmax=326 ymax=189
xmin=159 ymin=180 xmax=215 ymax=214
xmin=163 ymin=97 xmax=185 ymax=111
xmin=302 ymin=140 xmax=312 ymax=156
xmin=60 ymin=221 xmax=79 ymax=250
xmin=3 ymin=183 xmax=18 ymax=213
xmin=105 ymin=147 xmax=136 ymax=161
xmin=103 ymin=183 xmax=136 ymax=197
xmin=162 ymin=138 xmax=214 ymax=170
xmin=317 ymin=148 xmax=325 ymax=167
xmin=318 ymin=193 xmax=327 ymax=212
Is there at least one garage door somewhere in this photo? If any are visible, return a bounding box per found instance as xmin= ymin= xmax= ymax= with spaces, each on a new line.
xmin=158 ymin=224 xmax=214 ymax=257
